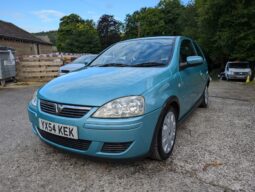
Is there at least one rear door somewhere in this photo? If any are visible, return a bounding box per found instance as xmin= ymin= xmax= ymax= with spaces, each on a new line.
xmin=193 ymin=41 xmax=208 ymax=98
xmin=178 ymin=39 xmax=198 ymax=113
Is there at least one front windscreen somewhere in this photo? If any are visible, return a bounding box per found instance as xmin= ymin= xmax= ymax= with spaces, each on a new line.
xmin=90 ymin=38 xmax=175 ymax=67
xmin=228 ymin=63 xmax=250 ymax=69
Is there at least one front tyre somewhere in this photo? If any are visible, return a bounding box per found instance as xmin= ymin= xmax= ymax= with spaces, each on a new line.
xmin=150 ymin=106 xmax=177 ymax=160
xmin=200 ymin=86 xmax=209 ymax=108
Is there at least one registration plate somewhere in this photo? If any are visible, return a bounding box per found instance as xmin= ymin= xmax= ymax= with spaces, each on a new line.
xmin=39 ymin=119 xmax=78 ymax=139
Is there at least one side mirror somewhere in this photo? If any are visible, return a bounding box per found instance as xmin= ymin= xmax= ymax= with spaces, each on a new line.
xmin=187 ymin=56 xmax=203 ymax=65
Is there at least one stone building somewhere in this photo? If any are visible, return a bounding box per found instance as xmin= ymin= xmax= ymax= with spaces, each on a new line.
xmin=0 ymin=20 xmax=53 ymax=56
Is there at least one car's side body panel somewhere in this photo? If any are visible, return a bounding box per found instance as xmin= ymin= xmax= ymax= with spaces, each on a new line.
xmin=143 ymin=36 xmax=209 ymax=119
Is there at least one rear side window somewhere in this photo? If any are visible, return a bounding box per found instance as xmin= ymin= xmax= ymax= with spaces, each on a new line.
xmin=180 ymin=40 xmax=196 ymax=64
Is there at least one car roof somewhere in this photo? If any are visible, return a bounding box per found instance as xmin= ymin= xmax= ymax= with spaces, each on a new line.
xmin=227 ymin=61 xmax=249 ymax=64
xmin=122 ymin=36 xmax=183 ymax=42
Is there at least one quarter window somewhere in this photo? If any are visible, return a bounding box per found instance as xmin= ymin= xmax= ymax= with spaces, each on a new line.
xmin=193 ymin=41 xmax=204 ymax=59
xmin=179 ymin=40 xmax=196 ymax=65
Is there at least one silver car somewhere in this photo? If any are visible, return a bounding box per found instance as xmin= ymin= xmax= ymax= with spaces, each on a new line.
xmin=59 ymin=54 xmax=97 ymax=76
xmin=225 ymin=61 xmax=252 ymax=80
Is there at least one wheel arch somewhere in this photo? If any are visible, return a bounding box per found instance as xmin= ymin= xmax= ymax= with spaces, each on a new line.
xmin=162 ymin=96 xmax=180 ymax=120
xmin=207 ymin=78 xmax=210 ymax=87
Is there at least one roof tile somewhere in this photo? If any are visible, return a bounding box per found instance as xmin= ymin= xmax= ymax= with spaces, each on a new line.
xmin=0 ymin=20 xmax=52 ymax=45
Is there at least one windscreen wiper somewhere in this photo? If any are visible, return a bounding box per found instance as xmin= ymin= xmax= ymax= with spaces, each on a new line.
xmin=131 ymin=62 xmax=166 ymax=67
xmin=95 ymin=63 xmax=131 ymax=67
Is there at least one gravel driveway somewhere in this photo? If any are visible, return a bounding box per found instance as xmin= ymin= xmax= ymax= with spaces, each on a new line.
xmin=0 ymin=81 xmax=254 ymax=192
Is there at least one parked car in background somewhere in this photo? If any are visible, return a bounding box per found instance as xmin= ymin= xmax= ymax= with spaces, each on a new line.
xmin=28 ymin=36 xmax=210 ymax=161
xmin=59 ymin=54 xmax=97 ymax=76
xmin=225 ymin=61 xmax=252 ymax=80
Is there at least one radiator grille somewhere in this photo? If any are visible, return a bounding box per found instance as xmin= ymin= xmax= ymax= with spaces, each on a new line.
xmin=40 ymin=100 xmax=91 ymax=118
xmin=234 ymin=72 xmax=248 ymax=75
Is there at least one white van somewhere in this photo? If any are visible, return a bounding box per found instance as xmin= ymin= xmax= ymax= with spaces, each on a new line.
xmin=225 ymin=61 xmax=252 ymax=80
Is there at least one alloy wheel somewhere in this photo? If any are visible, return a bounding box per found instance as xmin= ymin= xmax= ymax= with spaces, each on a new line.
xmin=161 ymin=111 xmax=176 ymax=154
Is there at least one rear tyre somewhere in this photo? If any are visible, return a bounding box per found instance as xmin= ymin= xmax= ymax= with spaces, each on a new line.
xmin=200 ymin=86 xmax=209 ymax=108
xmin=150 ymin=106 xmax=177 ymax=160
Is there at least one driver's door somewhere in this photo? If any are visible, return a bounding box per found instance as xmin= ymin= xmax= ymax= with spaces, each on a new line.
xmin=177 ymin=39 xmax=198 ymax=113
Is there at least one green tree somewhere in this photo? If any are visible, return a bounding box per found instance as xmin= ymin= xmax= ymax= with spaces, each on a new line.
xmin=57 ymin=14 xmax=101 ymax=53
xmin=124 ymin=11 xmax=141 ymax=39
xmin=124 ymin=7 xmax=165 ymax=38
xmin=178 ymin=2 xmax=199 ymax=39
xmin=158 ymin=0 xmax=184 ymax=35
xmin=196 ymin=0 xmax=255 ymax=66
xmin=97 ymin=14 xmax=122 ymax=49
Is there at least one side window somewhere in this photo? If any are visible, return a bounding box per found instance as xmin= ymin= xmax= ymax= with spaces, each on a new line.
xmin=193 ymin=41 xmax=204 ymax=59
xmin=180 ymin=40 xmax=196 ymax=66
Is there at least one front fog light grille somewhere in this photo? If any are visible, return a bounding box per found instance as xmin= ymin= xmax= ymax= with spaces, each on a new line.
xmin=101 ymin=142 xmax=132 ymax=153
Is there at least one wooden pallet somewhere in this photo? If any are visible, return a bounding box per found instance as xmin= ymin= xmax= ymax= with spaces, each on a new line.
xmin=16 ymin=59 xmax=63 ymax=82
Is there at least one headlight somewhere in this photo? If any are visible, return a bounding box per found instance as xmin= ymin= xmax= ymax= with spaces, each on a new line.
xmin=31 ymin=91 xmax=38 ymax=106
xmin=248 ymin=71 xmax=252 ymax=75
xmin=93 ymin=96 xmax=144 ymax=118
xmin=229 ymin=71 xmax=234 ymax=75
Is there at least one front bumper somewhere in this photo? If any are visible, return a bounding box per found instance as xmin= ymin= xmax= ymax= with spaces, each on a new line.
xmin=227 ymin=74 xmax=249 ymax=80
xmin=28 ymin=104 xmax=161 ymax=159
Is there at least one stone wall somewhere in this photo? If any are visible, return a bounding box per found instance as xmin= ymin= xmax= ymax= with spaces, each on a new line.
xmin=0 ymin=38 xmax=53 ymax=56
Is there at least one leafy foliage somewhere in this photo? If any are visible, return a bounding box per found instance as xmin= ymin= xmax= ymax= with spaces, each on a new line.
xmin=97 ymin=14 xmax=122 ymax=49
xmin=124 ymin=8 xmax=165 ymax=39
xmin=57 ymin=14 xmax=101 ymax=53
xmin=196 ymin=0 xmax=255 ymax=66
xmin=158 ymin=0 xmax=184 ymax=35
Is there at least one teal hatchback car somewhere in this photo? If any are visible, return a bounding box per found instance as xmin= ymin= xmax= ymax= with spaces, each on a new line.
xmin=28 ymin=36 xmax=210 ymax=160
